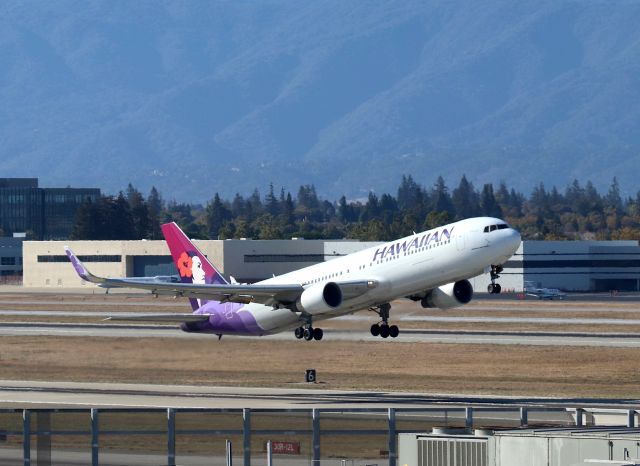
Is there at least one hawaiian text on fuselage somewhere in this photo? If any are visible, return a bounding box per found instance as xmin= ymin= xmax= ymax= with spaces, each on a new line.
xmin=372 ymin=227 xmax=455 ymax=261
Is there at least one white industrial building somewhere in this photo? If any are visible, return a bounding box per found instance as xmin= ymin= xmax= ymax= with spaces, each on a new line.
xmin=20 ymin=238 xmax=640 ymax=292
xmin=498 ymin=240 xmax=640 ymax=293
xmin=22 ymin=238 xmax=379 ymax=288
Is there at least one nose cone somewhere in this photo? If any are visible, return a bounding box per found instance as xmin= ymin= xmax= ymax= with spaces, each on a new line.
xmin=508 ymin=229 xmax=522 ymax=254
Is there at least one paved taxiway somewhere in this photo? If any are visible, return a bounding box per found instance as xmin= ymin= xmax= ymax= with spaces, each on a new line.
xmin=8 ymin=310 xmax=640 ymax=326
xmin=1 ymin=380 xmax=637 ymax=410
xmin=1 ymin=321 xmax=640 ymax=347
xmin=3 ymin=294 xmax=640 ymax=348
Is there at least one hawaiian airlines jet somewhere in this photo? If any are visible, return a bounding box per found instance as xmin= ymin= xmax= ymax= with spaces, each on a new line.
xmin=65 ymin=217 xmax=520 ymax=341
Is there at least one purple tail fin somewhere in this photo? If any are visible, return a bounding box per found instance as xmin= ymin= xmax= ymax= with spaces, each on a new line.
xmin=161 ymin=222 xmax=227 ymax=310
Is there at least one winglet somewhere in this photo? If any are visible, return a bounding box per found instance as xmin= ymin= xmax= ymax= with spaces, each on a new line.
xmin=64 ymin=247 xmax=103 ymax=284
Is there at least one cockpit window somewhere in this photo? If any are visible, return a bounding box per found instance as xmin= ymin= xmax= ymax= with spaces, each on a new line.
xmin=484 ymin=223 xmax=510 ymax=233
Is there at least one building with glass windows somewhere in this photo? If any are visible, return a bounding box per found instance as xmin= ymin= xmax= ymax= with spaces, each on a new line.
xmin=0 ymin=237 xmax=23 ymax=279
xmin=0 ymin=178 xmax=100 ymax=240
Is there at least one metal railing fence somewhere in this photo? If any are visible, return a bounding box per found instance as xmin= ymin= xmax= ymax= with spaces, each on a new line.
xmin=0 ymin=406 xmax=636 ymax=466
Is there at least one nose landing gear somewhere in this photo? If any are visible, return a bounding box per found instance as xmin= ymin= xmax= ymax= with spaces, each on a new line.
xmin=488 ymin=265 xmax=503 ymax=294
xmin=369 ymin=303 xmax=400 ymax=338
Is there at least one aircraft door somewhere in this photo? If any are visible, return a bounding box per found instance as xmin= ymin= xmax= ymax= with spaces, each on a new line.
xmin=456 ymin=232 xmax=465 ymax=251
xmin=468 ymin=228 xmax=488 ymax=250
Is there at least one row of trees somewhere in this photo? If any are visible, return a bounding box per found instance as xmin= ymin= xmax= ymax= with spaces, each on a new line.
xmin=71 ymin=176 xmax=640 ymax=241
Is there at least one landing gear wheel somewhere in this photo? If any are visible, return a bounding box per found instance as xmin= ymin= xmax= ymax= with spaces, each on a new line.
xmin=489 ymin=265 xmax=504 ymax=294
xmin=303 ymin=327 xmax=314 ymax=341
xmin=488 ymin=283 xmax=502 ymax=294
xmin=313 ymin=328 xmax=324 ymax=341
xmin=294 ymin=327 xmax=304 ymax=339
xmin=369 ymin=303 xmax=400 ymax=338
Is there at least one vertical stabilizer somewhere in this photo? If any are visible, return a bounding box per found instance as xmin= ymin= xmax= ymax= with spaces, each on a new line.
xmin=161 ymin=222 xmax=227 ymax=310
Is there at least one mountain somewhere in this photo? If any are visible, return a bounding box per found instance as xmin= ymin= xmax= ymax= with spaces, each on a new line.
xmin=1 ymin=1 xmax=639 ymax=202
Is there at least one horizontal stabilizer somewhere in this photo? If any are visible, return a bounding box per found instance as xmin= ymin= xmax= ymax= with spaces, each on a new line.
xmin=104 ymin=313 xmax=211 ymax=323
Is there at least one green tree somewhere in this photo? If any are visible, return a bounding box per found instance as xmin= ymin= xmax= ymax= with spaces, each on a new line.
xmin=423 ymin=211 xmax=450 ymax=230
xmin=111 ymin=193 xmax=135 ymax=239
xmin=452 ymin=175 xmax=480 ymax=220
xmin=480 ymin=183 xmax=503 ymax=218
xmin=126 ymin=184 xmax=151 ymax=239
xmin=248 ymin=189 xmax=263 ymax=219
xmin=71 ymin=199 xmax=100 ymax=239
xmin=147 ymin=186 xmax=164 ymax=239
xmin=397 ymin=175 xmax=422 ymax=212
xmin=360 ymin=192 xmax=381 ymax=222
xmin=431 ymin=176 xmax=454 ymax=216
xmin=605 ymin=177 xmax=623 ymax=212
xmin=206 ymin=193 xmax=232 ymax=239
xmin=265 ymin=183 xmax=280 ymax=216
xmin=230 ymin=193 xmax=245 ymax=218
xmin=526 ymin=183 xmax=550 ymax=217
xmin=338 ymin=196 xmax=357 ymax=223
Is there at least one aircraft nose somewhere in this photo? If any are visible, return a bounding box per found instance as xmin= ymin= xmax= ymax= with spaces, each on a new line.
xmin=509 ymin=229 xmax=522 ymax=252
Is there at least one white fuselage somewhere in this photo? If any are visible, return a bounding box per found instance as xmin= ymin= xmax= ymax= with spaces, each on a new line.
xmin=240 ymin=217 xmax=521 ymax=334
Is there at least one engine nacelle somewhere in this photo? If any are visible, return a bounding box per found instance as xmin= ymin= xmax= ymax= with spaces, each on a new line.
xmin=421 ymin=280 xmax=473 ymax=310
xmin=297 ymin=282 xmax=343 ymax=315
xmin=181 ymin=321 xmax=205 ymax=333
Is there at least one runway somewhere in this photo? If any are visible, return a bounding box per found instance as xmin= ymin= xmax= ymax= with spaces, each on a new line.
xmin=5 ymin=309 xmax=640 ymax=322
xmin=0 ymin=380 xmax=638 ymax=409
xmin=1 ymin=321 xmax=640 ymax=347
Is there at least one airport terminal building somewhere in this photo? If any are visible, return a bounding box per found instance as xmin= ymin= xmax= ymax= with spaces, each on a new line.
xmin=21 ymin=237 xmax=640 ymax=293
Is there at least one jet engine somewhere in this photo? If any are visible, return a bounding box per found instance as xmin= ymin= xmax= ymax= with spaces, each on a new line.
xmin=181 ymin=321 xmax=205 ymax=332
xmin=297 ymin=282 xmax=343 ymax=315
xmin=421 ymin=280 xmax=473 ymax=310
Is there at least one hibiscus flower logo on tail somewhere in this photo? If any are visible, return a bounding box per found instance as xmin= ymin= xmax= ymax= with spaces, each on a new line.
xmin=177 ymin=252 xmax=193 ymax=279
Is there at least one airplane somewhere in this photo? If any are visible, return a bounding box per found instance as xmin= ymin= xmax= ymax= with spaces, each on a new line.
xmin=65 ymin=217 xmax=521 ymax=341
xmin=525 ymin=287 xmax=567 ymax=300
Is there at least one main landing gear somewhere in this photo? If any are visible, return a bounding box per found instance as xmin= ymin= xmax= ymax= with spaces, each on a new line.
xmin=487 ymin=265 xmax=503 ymax=294
xmin=369 ymin=303 xmax=400 ymax=339
xmin=294 ymin=323 xmax=323 ymax=341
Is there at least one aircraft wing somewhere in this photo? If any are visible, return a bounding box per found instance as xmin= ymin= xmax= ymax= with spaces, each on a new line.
xmin=65 ymin=247 xmax=303 ymax=305
xmin=65 ymin=247 xmax=375 ymax=307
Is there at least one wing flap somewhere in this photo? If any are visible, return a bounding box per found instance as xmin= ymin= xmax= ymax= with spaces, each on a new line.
xmin=100 ymin=278 xmax=303 ymax=305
